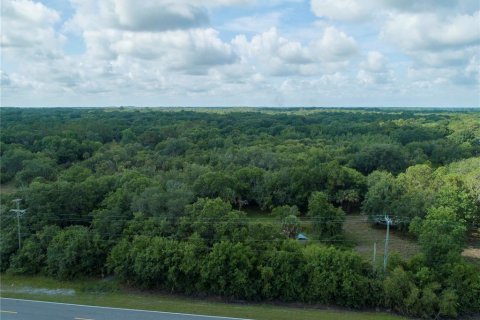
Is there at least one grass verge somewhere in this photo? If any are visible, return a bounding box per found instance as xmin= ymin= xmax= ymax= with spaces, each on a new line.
xmin=0 ymin=274 xmax=406 ymax=320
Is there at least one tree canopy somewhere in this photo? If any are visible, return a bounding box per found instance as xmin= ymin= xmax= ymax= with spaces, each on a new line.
xmin=1 ymin=107 xmax=479 ymax=318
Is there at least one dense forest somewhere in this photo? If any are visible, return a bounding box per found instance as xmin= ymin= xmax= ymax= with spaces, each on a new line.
xmin=1 ymin=107 xmax=479 ymax=318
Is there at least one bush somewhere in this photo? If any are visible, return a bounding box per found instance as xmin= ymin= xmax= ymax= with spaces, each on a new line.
xmin=8 ymin=225 xmax=60 ymax=275
xmin=308 ymin=192 xmax=345 ymax=239
xmin=47 ymin=226 xmax=101 ymax=279
xmin=201 ymin=241 xmax=257 ymax=300
xmin=383 ymin=259 xmax=480 ymax=318
xmin=304 ymin=245 xmax=377 ymax=308
xmin=258 ymin=240 xmax=305 ymax=301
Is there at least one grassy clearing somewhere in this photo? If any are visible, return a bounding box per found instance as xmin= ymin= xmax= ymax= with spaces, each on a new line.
xmin=244 ymin=207 xmax=319 ymax=241
xmin=343 ymin=215 xmax=419 ymax=263
xmin=343 ymin=214 xmax=480 ymax=268
xmin=242 ymin=207 xmax=274 ymax=223
xmin=463 ymin=229 xmax=480 ymax=268
xmin=0 ymin=182 xmax=17 ymax=195
xmin=0 ymin=274 xmax=406 ymax=320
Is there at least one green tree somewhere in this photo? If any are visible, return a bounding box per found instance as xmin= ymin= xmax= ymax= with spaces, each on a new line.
xmin=308 ymin=192 xmax=345 ymax=238
xmin=8 ymin=225 xmax=60 ymax=275
xmin=435 ymin=184 xmax=477 ymax=224
xmin=271 ymin=205 xmax=300 ymax=218
xmin=280 ymin=215 xmax=301 ymax=238
xmin=47 ymin=226 xmax=101 ymax=279
xmin=178 ymin=198 xmax=232 ymax=242
xmin=351 ymin=143 xmax=408 ymax=175
xmin=201 ymin=241 xmax=257 ymax=299
xmin=193 ymin=172 xmax=237 ymax=204
xmin=410 ymin=206 xmax=467 ymax=266
xmin=15 ymin=156 xmax=57 ymax=186
xmin=303 ymin=245 xmax=377 ymax=307
xmin=130 ymin=236 xmax=179 ymax=289
xmin=258 ymin=240 xmax=305 ymax=301
xmin=0 ymin=147 xmax=34 ymax=183
xmin=362 ymin=171 xmax=404 ymax=223
xmin=232 ymin=166 xmax=266 ymax=209
xmin=131 ymin=185 xmax=193 ymax=220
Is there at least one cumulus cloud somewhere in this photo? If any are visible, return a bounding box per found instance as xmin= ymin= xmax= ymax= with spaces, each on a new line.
xmin=66 ymin=0 xmax=253 ymax=33
xmin=382 ymin=11 xmax=480 ymax=51
xmin=0 ymin=71 xmax=11 ymax=87
xmin=1 ymin=0 xmax=64 ymax=54
xmin=64 ymin=0 xmax=238 ymax=75
xmin=311 ymin=26 xmax=358 ymax=61
xmin=236 ymin=28 xmax=311 ymax=63
xmin=108 ymin=28 xmax=237 ymax=68
xmin=233 ymin=28 xmax=311 ymax=76
xmin=310 ymin=0 xmax=479 ymax=20
xmin=381 ymin=0 xmax=479 ymax=13
xmin=2 ymin=0 xmax=478 ymax=107
xmin=357 ymin=51 xmax=393 ymax=85
xmin=66 ymin=0 xmax=208 ymax=32
xmin=364 ymin=51 xmax=387 ymax=72
xmin=223 ymin=11 xmax=284 ymax=33
xmin=307 ymin=0 xmax=479 ymax=88
xmin=112 ymin=0 xmax=209 ymax=31
xmin=310 ymin=0 xmax=374 ymax=21
xmin=233 ymin=26 xmax=357 ymax=76
xmin=380 ymin=9 xmax=479 ymax=86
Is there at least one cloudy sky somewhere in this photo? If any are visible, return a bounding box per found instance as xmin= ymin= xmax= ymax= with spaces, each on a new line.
xmin=1 ymin=0 xmax=479 ymax=107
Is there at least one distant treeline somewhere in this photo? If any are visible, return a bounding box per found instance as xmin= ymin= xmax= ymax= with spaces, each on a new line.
xmin=1 ymin=107 xmax=479 ymax=318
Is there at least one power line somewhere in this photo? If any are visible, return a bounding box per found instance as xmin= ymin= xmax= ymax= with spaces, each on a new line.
xmin=9 ymin=199 xmax=26 ymax=249
xmin=383 ymin=215 xmax=392 ymax=273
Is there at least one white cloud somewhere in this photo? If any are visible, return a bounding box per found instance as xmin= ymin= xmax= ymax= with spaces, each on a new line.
xmin=310 ymin=0 xmax=374 ymax=21
xmin=0 ymin=71 xmax=11 ymax=87
xmin=223 ymin=11 xmax=284 ymax=33
xmin=380 ymin=0 xmax=479 ymax=13
xmin=465 ymin=56 xmax=480 ymax=81
xmin=66 ymin=0 xmax=254 ymax=33
xmin=1 ymin=0 xmax=64 ymax=54
xmin=311 ymin=26 xmax=358 ymax=61
xmin=112 ymin=0 xmax=209 ymax=31
xmin=64 ymin=0 xmax=239 ymax=75
xmin=2 ymin=0 xmax=479 ymax=107
xmin=364 ymin=51 xmax=386 ymax=72
xmin=233 ymin=26 xmax=357 ymax=76
xmin=311 ymin=0 xmax=479 ymax=21
xmin=66 ymin=0 xmax=208 ymax=32
xmin=380 ymin=9 xmax=479 ymax=86
xmin=357 ymin=51 xmax=393 ymax=85
xmin=382 ymin=11 xmax=480 ymax=51
xmin=108 ymin=28 xmax=237 ymax=70
xmin=233 ymin=28 xmax=312 ymax=76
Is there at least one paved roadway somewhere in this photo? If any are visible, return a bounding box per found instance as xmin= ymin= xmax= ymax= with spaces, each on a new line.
xmin=0 ymin=298 xmax=251 ymax=320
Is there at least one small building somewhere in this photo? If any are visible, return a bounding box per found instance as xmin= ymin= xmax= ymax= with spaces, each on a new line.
xmin=296 ymin=233 xmax=309 ymax=241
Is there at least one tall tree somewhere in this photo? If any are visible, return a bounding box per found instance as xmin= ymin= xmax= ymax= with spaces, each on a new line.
xmin=410 ymin=206 xmax=467 ymax=265
xmin=308 ymin=191 xmax=345 ymax=238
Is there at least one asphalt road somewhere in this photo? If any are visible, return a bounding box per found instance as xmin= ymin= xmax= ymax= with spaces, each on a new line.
xmin=0 ymin=298 xmax=251 ymax=320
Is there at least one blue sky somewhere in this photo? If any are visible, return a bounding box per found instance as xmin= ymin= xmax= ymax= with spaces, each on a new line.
xmin=1 ymin=0 xmax=479 ymax=107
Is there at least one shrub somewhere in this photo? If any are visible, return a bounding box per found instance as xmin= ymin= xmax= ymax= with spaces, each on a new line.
xmin=47 ymin=226 xmax=101 ymax=279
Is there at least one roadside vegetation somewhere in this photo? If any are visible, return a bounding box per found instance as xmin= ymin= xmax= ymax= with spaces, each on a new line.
xmin=1 ymin=107 xmax=479 ymax=319
xmin=1 ymin=274 xmax=406 ymax=320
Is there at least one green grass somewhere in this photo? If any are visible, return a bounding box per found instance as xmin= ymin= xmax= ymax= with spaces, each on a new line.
xmin=343 ymin=214 xmax=419 ymax=263
xmin=243 ymin=207 xmax=272 ymax=219
xmin=0 ymin=182 xmax=17 ymax=195
xmin=463 ymin=229 xmax=480 ymax=268
xmin=0 ymin=274 xmax=406 ymax=320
